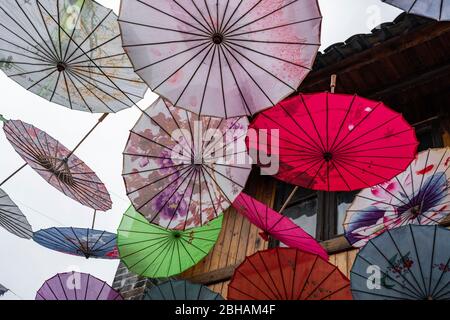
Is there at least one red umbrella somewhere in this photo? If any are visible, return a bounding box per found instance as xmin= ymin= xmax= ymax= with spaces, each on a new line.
xmin=228 ymin=248 xmax=351 ymax=300
xmin=232 ymin=193 xmax=328 ymax=260
xmin=248 ymin=92 xmax=418 ymax=192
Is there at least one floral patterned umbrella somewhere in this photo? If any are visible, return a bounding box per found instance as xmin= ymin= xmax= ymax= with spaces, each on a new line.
xmin=232 ymin=192 xmax=328 ymax=260
xmin=382 ymin=0 xmax=450 ymax=21
xmin=0 ymin=188 xmax=33 ymax=239
xmin=228 ymin=248 xmax=352 ymax=300
xmin=248 ymin=92 xmax=418 ymax=192
xmin=351 ymin=225 xmax=450 ymax=300
xmin=143 ymin=280 xmax=223 ymax=300
xmin=35 ymin=271 xmax=123 ymax=300
xmin=117 ymin=205 xmax=222 ymax=278
xmin=33 ymin=227 xmax=118 ymax=259
xmin=344 ymin=148 xmax=450 ymax=248
xmin=119 ymin=0 xmax=322 ymax=118
xmin=0 ymin=0 xmax=147 ymax=113
xmin=2 ymin=118 xmax=112 ymax=211
xmin=123 ymin=98 xmax=251 ymax=230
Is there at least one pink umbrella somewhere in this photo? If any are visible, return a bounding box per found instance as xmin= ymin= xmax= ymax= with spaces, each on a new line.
xmin=233 ymin=193 xmax=328 ymax=260
xmin=119 ymin=0 xmax=322 ymax=118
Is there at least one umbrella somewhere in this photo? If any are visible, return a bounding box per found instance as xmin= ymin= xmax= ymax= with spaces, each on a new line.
xmin=33 ymin=227 xmax=118 ymax=259
xmin=117 ymin=205 xmax=223 ymax=278
xmin=382 ymin=0 xmax=450 ymax=21
xmin=0 ymin=188 xmax=33 ymax=239
xmin=228 ymin=248 xmax=351 ymax=300
xmin=0 ymin=284 xmax=8 ymax=296
xmin=344 ymin=148 xmax=450 ymax=248
xmin=119 ymin=0 xmax=322 ymax=118
xmin=232 ymin=192 xmax=328 ymax=260
xmin=2 ymin=118 xmax=112 ymax=211
xmin=351 ymin=225 xmax=450 ymax=300
xmin=123 ymin=97 xmax=251 ymax=230
xmin=248 ymin=92 xmax=418 ymax=192
xmin=0 ymin=0 xmax=147 ymax=113
xmin=35 ymin=271 xmax=123 ymax=300
xmin=143 ymin=279 xmax=223 ymax=300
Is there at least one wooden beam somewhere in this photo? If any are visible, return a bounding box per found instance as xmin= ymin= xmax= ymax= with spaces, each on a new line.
xmin=301 ymin=22 xmax=450 ymax=91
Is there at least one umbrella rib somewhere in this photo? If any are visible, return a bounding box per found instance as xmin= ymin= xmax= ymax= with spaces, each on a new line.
xmin=299 ymin=94 xmax=327 ymax=152
xmin=0 ymin=60 xmax=51 ymax=67
xmin=187 ymin=0 xmax=214 ymax=34
xmin=34 ymin=0 xmax=61 ymax=61
xmin=203 ymin=163 xmax=245 ymax=191
xmin=135 ymin=0 xmax=210 ymax=36
xmin=220 ymin=0 xmax=244 ymax=34
xmin=64 ymin=72 xmax=95 ymax=112
xmin=337 ymin=141 xmax=418 ymax=156
xmin=247 ymin=256 xmax=280 ymax=299
xmin=428 ymin=226 xmax=437 ymax=296
xmin=329 ymin=95 xmax=357 ymax=152
xmin=224 ymin=42 xmax=295 ymax=93
xmin=226 ymin=0 xmax=300 ymax=35
xmin=296 ymin=255 xmax=318 ymax=300
xmin=61 ymin=0 xmax=86 ymax=61
xmin=218 ymin=45 xmax=252 ymax=115
xmin=225 ymin=38 xmax=320 ymax=46
xmin=152 ymin=238 xmax=176 ymax=276
xmin=225 ymin=39 xmax=312 ymax=70
xmin=276 ymin=249 xmax=289 ymax=299
xmin=152 ymin=43 xmax=213 ymax=91
xmin=203 ymin=0 xmax=217 ymax=34
xmin=8 ymin=66 xmax=54 ymax=78
xmin=49 ymin=71 xmax=62 ymax=102
xmin=173 ymin=44 xmax=215 ymax=107
xmin=63 ymin=9 xmax=114 ymax=63
xmin=218 ymin=0 xmax=230 ymax=33
xmin=203 ymin=117 xmax=241 ymax=155
xmin=117 ymin=19 xmax=208 ymax=38
xmin=222 ymin=0 xmax=263 ymax=35
xmin=69 ymin=52 xmax=127 ymax=66
xmin=181 ymin=170 xmax=198 ymax=229
xmin=67 ymin=34 xmax=121 ymax=65
xmin=0 ymin=45 xmax=52 ymax=64
xmin=304 ymin=267 xmax=338 ymax=300
xmin=55 ymin=0 xmax=62 ymax=59
xmin=216 ymin=46 xmax=228 ymax=117
xmin=123 ymin=164 xmax=187 ymax=177
xmin=127 ymin=237 xmax=172 ymax=270
xmin=408 ymin=225 xmax=429 ymax=295
xmin=198 ymin=168 xmax=220 ymax=218
xmin=229 ymin=16 xmax=322 ymax=38
xmin=198 ymin=45 xmax=217 ymax=115
xmin=129 ymin=130 xmax=190 ymax=158
xmin=331 ymin=160 xmax=352 ymax=191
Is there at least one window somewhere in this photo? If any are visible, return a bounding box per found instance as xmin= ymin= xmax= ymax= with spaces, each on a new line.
xmin=273 ymin=118 xmax=445 ymax=242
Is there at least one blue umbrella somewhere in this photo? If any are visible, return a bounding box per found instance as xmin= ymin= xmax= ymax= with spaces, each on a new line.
xmin=33 ymin=227 xmax=118 ymax=259
xmin=382 ymin=0 xmax=450 ymax=21
xmin=351 ymin=225 xmax=450 ymax=300
xmin=143 ymin=280 xmax=223 ymax=300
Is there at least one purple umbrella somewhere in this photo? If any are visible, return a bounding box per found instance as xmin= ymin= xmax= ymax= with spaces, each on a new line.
xmin=35 ymin=272 xmax=122 ymax=300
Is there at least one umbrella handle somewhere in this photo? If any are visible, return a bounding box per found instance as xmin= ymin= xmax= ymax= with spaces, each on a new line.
xmin=330 ymin=74 xmax=337 ymax=93
xmin=92 ymin=210 xmax=97 ymax=229
xmin=279 ymin=186 xmax=299 ymax=214
xmin=0 ymin=163 xmax=27 ymax=187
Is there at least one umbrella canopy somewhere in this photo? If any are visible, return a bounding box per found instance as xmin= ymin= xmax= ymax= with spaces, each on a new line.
xmin=351 ymin=225 xmax=450 ymax=300
xmin=119 ymin=0 xmax=322 ymax=118
xmin=0 ymin=0 xmax=147 ymax=113
xmin=3 ymin=118 xmax=112 ymax=211
xmin=382 ymin=0 xmax=450 ymax=21
xmin=123 ymin=98 xmax=251 ymax=230
xmin=0 ymin=283 xmax=8 ymax=296
xmin=344 ymin=148 xmax=450 ymax=248
xmin=228 ymin=248 xmax=351 ymax=300
xmin=232 ymin=192 xmax=328 ymax=260
xmin=33 ymin=227 xmax=118 ymax=259
xmin=35 ymin=271 xmax=123 ymax=300
xmin=248 ymin=92 xmax=418 ymax=191
xmin=0 ymin=188 xmax=33 ymax=239
xmin=144 ymin=280 xmax=223 ymax=300
xmin=117 ymin=205 xmax=222 ymax=278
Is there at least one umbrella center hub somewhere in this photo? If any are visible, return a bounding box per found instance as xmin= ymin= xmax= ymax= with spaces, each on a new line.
xmin=37 ymin=155 xmax=75 ymax=186
xmin=212 ymin=33 xmax=224 ymax=45
xmin=410 ymin=205 xmax=421 ymax=217
xmin=172 ymin=231 xmax=182 ymax=239
xmin=323 ymin=152 xmax=333 ymax=162
xmin=57 ymin=62 xmax=67 ymax=72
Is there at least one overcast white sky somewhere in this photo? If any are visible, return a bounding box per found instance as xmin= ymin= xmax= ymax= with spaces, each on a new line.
xmin=0 ymin=0 xmax=401 ymax=300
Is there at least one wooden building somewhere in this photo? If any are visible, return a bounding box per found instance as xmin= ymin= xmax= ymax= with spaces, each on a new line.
xmin=112 ymin=13 xmax=450 ymax=300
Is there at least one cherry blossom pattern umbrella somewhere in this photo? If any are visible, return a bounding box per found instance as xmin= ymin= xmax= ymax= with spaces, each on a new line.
xmin=117 ymin=205 xmax=223 ymax=278
xmin=344 ymin=148 xmax=450 ymax=248
xmin=228 ymin=248 xmax=352 ymax=300
xmin=123 ymin=98 xmax=251 ymax=230
xmin=143 ymin=280 xmax=223 ymax=300
xmin=0 ymin=188 xmax=33 ymax=239
xmin=232 ymin=192 xmax=328 ymax=260
xmin=382 ymin=0 xmax=450 ymax=21
xmin=35 ymin=271 xmax=123 ymax=300
xmin=248 ymin=92 xmax=418 ymax=192
xmin=2 ymin=118 xmax=112 ymax=211
xmin=351 ymin=225 xmax=450 ymax=300
xmin=119 ymin=0 xmax=322 ymax=118
xmin=0 ymin=0 xmax=147 ymax=113
xmin=33 ymin=227 xmax=118 ymax=259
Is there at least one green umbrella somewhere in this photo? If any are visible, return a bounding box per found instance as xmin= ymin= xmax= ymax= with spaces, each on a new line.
xmin=118 ymin=206 xmax=223 ymax=278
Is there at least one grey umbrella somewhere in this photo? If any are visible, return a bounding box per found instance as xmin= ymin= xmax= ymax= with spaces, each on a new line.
xmin=383 ymin=0 xmax=450 ymax=21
